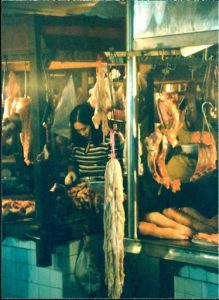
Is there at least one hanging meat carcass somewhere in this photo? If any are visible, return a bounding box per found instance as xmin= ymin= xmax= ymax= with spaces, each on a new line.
xmin=145 ymin=97 xmax=182 ymax=193
xmin=10 ymin=97 xmax=32 ymax=165
xmin=3 ymin=71 xmax=21 ymax=119
xmin=103 ymin=155 xmax=125 ymax=299
xmin=190 ymin=131 xmax=217 ymax=182
xmin=2 ymin=70 xmax=32 ymax=165
xmin=88 ymin=61 xmax=116 ymax=140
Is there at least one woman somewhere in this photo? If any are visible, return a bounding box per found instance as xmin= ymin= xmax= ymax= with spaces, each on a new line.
xmin=65 ymin=103 xmax=124 ymax=185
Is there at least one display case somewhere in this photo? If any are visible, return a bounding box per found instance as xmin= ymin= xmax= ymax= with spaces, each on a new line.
xmin=123 ymin=3 xmax=218 ymax=298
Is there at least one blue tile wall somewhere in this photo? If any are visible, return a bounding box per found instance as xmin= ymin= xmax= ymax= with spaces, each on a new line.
xmin=175 ymin=264 xmax=219 ymax=299
xmin=1 ymin=236 xmax=92 ymax=299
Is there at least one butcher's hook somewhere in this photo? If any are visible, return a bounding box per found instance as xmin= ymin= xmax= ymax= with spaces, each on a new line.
xmin=167 ymin=62 xmax=176 ymax=71
xmin=152 ymin=64 xmax=157 ymax=70
xmin=202 ymin=101 xmax=213 ymax=133
xmin=191 ymin=68 xmax=194 ymax=80
xmin=161 ymin=49 xmax=165 ymax=61
xmin=201 ymin=63 xmax=211 ymax=92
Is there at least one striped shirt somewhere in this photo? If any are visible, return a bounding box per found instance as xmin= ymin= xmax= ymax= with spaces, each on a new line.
xmin=69 ymin=134 xmax=123 ymax=179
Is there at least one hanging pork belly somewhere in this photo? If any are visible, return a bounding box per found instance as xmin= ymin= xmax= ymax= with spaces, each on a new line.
xmin=2 ymin=69 xmax=32 ymax=165
xmin=11 ymin=97 xmax=32 ymax=165
xmin=3 ymin=71 xmax=21 ymax=119
xmin=145 ymin=92 xmax=218 ymax=192
xmin=145 ymin=95 xmax=182 ymax=193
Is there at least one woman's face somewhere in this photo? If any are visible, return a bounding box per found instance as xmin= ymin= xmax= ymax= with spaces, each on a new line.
xmin=74 ymin=121 xmax=91 ymax=139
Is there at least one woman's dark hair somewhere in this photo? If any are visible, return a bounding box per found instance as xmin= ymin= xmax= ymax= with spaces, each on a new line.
xmin=69 ymin=103 xmax=103 ymax=147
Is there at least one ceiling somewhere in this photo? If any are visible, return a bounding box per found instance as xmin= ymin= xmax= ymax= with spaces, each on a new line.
xmin=2 ymin=0 xmax=126 ymax=18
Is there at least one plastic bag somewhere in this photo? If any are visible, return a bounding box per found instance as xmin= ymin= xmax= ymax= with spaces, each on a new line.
xmin=51 ymin=75 xmax=76 ymax=139
xmin=75 ymin=235 xmax=102 ymax=295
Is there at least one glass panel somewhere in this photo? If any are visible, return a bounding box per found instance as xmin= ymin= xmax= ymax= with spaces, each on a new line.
xmin=134 ymin=1 xmax=218 ymax=39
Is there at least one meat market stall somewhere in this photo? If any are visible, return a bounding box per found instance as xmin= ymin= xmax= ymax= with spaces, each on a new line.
xmin=1 ymin=3 xmax=127 ymax=298
xmin=123 ymin=1 xmax=218 ymax=298
xmin=1 ymin=1 xmax=218 ymax=299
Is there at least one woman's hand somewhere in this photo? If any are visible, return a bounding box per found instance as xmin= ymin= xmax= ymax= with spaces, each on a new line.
xmin=64 ymin=171 xmax=77 ymax=186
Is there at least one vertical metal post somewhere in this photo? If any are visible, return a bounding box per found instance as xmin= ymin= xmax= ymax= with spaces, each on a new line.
xmin=126 ymin=0 xmax=138 ymax=239
xmin=29 ymin=15 xmax=52 ymax=266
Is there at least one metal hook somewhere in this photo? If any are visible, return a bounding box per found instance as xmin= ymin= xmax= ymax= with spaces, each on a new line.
xmin=152 ymin=64 xmax=157 ymax=70
xmin=204 ymin=48 xmax=208 ymax=62
xmin=161 ymin=49 xmax=165 ymax=61
xmin=167 ymin=62 xmax=176 ymax=71
xmin=201 ymin=101 xmax=213 ymax=133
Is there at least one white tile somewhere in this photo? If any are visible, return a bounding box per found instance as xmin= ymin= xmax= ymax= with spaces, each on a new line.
xmin=184 ymin=278 xmax=202 ymax=297
xmin=206 ymin=271 xmax=219 ymax=284
xmin=50 ymin=270 xmax=63 ymax=288
xmin=6 ymin=262 xmax=16 ymax=279
xmin=16 ymin=262 xmax=28 ymax=281
xmin=189 ymin=266 xmax=207 ymax=281
xmin=8 ymin=238 xmax=19 ymax=247
xmin=18 ymin=240 xmax=31 ymax=249
xmin=2 ymin=238 xmax=10 ymax=246
xmin=15 ymin=248 xmax=29 ymax=264
xmin=2 ymin=245 xmax=8 ymax=260
xmin=174 ymin=291 xmax=185 ymax=299
xmin=185 ymin=293 xmax=198 ymax=299
xmin=6 ymin=246 xmax=13 ymax=261
xmin=38 ymin=267 xmax=51 ymax=285
xmin=178 ymin=266 xmax=190 ymax=278
xmin=27 ymin=250 xmax=37 ymax=265
xmin=174 ymin=276 xmax=185 ymax=293
xmin=14 ymin=280 xmax=29 ymax=298
xmin=2 ymin=277 xmax=11 ymax=294
xmin=28 ymin=282 xmax=39 ymax=298
xmin=30 ymin=241 xmax=36 ymax=250
xmin=39 ymin=284 xmax=51 ymax=298
xmin=2 ymin=237 xmax=16 ymax=246
xmin=50 ymin=287 xmax=63 ymax=298
xmin=1 ymin=258 xmax=8 ymax=277
xmin=10 ymin=247 xmax=19 ymax=262
xmin=202 ymin=282 xmax=219 ymax=298
xmin=28 ymin=265 xmax=39 ymax=283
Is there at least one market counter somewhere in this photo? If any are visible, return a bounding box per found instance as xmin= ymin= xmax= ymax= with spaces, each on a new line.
xmin=124 ymin=237 xmax=218 ymax=269
xmin=2 ymin=210 xmax=103 ymax=267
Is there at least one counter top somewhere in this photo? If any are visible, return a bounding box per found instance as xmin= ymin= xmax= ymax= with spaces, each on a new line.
xmin=2 ymin=210 xmax=103 ymax=245
xmin=124 ymin=237 xmax=218 ymax=269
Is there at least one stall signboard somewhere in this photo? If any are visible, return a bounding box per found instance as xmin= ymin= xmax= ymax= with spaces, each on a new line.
xmin=134 ymin=1 xmax=218 ymax=50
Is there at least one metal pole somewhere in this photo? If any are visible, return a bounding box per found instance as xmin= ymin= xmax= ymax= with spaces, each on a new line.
xmin=126 ymin=0 xmax=138 ymax=239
